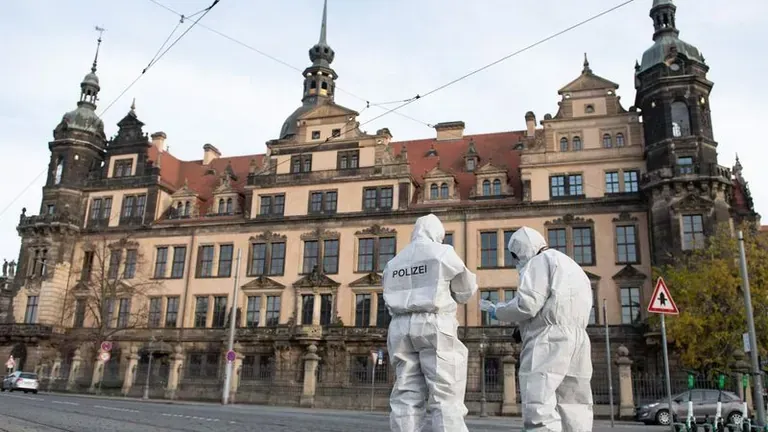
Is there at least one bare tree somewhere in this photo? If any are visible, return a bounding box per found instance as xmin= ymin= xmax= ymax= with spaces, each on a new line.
xmin=65 ymin=234 xmax=160 ymax=347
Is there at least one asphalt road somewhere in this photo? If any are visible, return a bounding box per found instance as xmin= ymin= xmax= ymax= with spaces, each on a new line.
xmin=0 ymin=391 xmax=663 ymax=431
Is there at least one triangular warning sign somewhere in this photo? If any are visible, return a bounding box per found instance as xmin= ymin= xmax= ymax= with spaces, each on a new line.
xmin=647 ymin=277 xmax=679 ymax=315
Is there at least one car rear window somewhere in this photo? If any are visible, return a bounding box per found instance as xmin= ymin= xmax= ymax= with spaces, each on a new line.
xmin=19 ymin=373 xmax=37 ymax=379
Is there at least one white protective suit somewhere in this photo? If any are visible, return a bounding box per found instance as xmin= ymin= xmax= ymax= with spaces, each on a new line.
xmin=383 ymin=214 xmax=478 ymax=432
xmin=481 ymin=226 xmax=594 ymax=432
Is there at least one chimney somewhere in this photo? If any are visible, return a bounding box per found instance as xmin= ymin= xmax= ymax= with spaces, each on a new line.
xmin=525 ymin=112 xmax=536 ymax=137
xmin=203 ymin=144 xmax=222 ymax=165
xmin=433 ymin=121 xmax=465 ymax=141
xmin=151 ymin=131 xmax=167 ymax=152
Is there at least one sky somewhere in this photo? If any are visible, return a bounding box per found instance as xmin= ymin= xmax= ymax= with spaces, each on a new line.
xmin=0 ymin=0 xmax=765 ymax=264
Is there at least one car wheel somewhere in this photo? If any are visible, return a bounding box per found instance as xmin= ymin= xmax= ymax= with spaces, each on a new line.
xmin=727 ymin=412 xmax=744 ymax=425
xmin=656 ymin=409 xmax=672 ymax=426
xmin=32 ymin=390 xmax=37 ymax=394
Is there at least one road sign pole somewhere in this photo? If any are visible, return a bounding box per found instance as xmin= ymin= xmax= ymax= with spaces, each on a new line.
xmin=738 ymin=230 xmax=766 ymax=427
xmin=222 ymin=248 xmax=242 ymax=405
xmin=660 ymin=314 xmax=675 ymax=432
xmin=647 ymin=277 xmax=679 ymax=432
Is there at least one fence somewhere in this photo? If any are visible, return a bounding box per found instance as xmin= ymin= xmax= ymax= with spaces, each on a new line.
xmin=237 ymin=362 xmax=303 ymax=405
xmin=633 ymin=373 xmax=743 ymax=404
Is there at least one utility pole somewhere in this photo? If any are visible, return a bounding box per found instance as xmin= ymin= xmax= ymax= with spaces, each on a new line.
xmin=738 ymin=230 xmax=765 ymax=427
xmin=222 ymin=249 xmax=242 ymax=405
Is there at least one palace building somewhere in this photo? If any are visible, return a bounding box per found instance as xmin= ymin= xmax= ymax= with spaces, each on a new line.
xmin=0 ymin=0 xmax=759 ymax=413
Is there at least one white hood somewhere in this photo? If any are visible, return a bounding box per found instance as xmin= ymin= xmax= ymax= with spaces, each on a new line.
xmin=410 ymin=213 xmax=445 ymax=244
xmin=507 ymin=226 xmax=548 ymax=267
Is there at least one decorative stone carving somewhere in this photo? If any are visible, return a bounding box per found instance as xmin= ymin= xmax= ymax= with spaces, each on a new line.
xmin=349 ymin=272 xmax=383 ymax=287
xmin=293 ymin=266 xmax=340 ymax=289
xmin=613 ymin=212 xmax=638 ymax=223
xmin=249 ymin=231 xmax=287 ymax=243
xmin=545 ymin=214 xmax=594 ymax=226
xmin=612 ymin=265 xmax=647 ymax=281
xmin=241 ymin=276 xmax=285 ymax=291
xmin=300 ymin=228 xmax=340 ymax=241
xmin=355 ymin=225 xmax=396 ymax=236
xmin=671 ymin=193 xmax=714 ymax=212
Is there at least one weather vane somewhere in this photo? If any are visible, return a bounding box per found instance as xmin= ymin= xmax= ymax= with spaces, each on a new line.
xmin=95 ymin=26 xmax=106 ymax=40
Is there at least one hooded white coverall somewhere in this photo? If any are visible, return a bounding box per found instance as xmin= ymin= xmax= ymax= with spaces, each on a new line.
xmin=383 ymin=214 xmax=478 ymax=432
xmin=482 ymin=226 xmax=594 ymax=432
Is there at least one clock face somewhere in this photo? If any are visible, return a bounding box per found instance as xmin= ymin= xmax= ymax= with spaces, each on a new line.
xmin=669 ymin=63 xmax=681 ymax=71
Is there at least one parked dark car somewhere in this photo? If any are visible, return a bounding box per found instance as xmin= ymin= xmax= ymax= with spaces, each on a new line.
xmin=636 ymin=389 xmax=744 ymax=426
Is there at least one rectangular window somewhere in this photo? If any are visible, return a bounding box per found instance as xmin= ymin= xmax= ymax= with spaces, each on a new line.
xmin=620 ymin=287 xmax=641 ymax=325
xmin=301 ymin=295 xmax=315 ymax=325
xmin=170 ymin=246 xmax=186 ymax=279
xmin=113 ymin=159 xmax=133 ymax=177
xmin=481 ymin=291 xmax=499 ymax=326
xmin=376 ymin=293 xmax=391 ymax=328
xmin=480 ymin=232 xmax=498 ymax=268
xmin=682 ymin=214 xmax=705 ymax=250
xmin=117 ymin=298 xmax=131 ymax=328
xmin=250 ymin=243 xmax=267 ymax=276
xmin=154 ymin=247 xmax=168 ymax=278
xmin=122 ymin=196 xmax=135 ymax=219
xmin=90 ymin=199 xmax=102 ymax=220
xmin=194 ymin=296 xmax=209 ymax=328
xmin=320 ymin=294 xmax=333 ymax=326
xmin=102 ymin=197 xmax=112 ymax=219
xmin=124 ymin=249 xmax=137 ymax=279
xmin=677 ymin=157 xmax=694 ymax=174
xmin=443 ymin=233 xmax=454 ymax=247
xmin=303 ymin=241 xmax=319 ymax=274
xmin=119 ymin=194 xmax=146 ymax=223
xmin=572 ymin=227 xmax=594 ymax=266
xmin=605 ymin=172 xmax=620 ymax=194
xmin=246 ymin=296 xmax=261 ymax=328
xmin=104 ymin=298 xmax=114 ymax=328
xmin=197 ymin=245 xmax=214 ymax=277
xmin=81 ymin=251 xmax=94 ymax=281
xmin=549 ymin=175 xmax=584 ymax=198
xmin=616 ymin=226 xmax=639 ymax=264
xmin=332 ymin=128 xmax=341 ymax=138
xmin=211 ymin=296 xmax=227 ymax=328
xmin=309 ymin=191 xmax=338 ymax=214
xmin=356 ymin=237 xmax=396 ymax=272
xmin=108 ymin=250 xmax=121 ymax=279
xmin=623 ymin=170 xmax=639 ymax=193
xmin=165 ymin=297 xmax=179 ymax=328
xmin=355 ymin=294 xmax=371 ymax=326
xmin=547 ymin=229 xmax=567 ymax=254
xmin=362 ymin=186 xmax=394 ymax=211
xmin=218 ymin=245 xmax=233 ymax=277
xmin=311 ymin=130 xmax=321 ymax=140
xmin=74 ymin=299 xmax=86 ymax=328
xmin=337 ymin=150 xmax=359 ymax=170
xmin=290 ymin=155 xmax=312 ymax=173
xmin=323 ymin=239 xmax=339 ymax=274
xmin=24 ymin=296 xmax=38 ymax=324
xmin=504 ymin=289 xmax=516 ymax=302
xmin=503 ymin=230 xmax=516 ymax=267
xmin=148 ymin=298 xmax=162 ymax=328
xmin=265 ymin=296 xmax=280 ymax=326
xmin=259 ymin=194 xmax=285 ymax=216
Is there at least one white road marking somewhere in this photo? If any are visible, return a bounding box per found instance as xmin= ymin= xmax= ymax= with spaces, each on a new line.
xmin=3 ymin=394 xmax=44 ymax=401
xmin=52 ymin=400 xmax=79 ymax=406
xmin=94 ymin=404 xmax=140 ymax=413
xmin=161 ymin=412 xmax=228 ymax=423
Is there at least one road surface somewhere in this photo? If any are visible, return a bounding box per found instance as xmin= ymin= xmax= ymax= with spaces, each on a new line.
xmin=0 ymin=391 xmax=660 ymax=431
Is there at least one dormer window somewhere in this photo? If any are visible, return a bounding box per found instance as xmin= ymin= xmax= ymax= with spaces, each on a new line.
xmin=440 ymin=183 xmax=449 ymax=199
xmin=603 ymin=134 xmax=612 ymax=148
xmin=430 ymin=184 xmax=439 ymax=200
xmin=217 ymin=198 xmax=234 ymax=215
xmin=113 ymin=159 xmax=133 ymax=178
xmin=482 ymin=180 xmax=491 ymax=196
xmin=493 ymin=179 xmax=501 ymax=195
xmin=560 ymin=138 xmax=569 ymax=152
xmin=585 ymin=105 xmax=595 ymax=114
xmin=466 ymin=158 xmax=476 ymax=171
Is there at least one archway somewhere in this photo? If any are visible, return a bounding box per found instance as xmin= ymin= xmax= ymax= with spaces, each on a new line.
xmin=10 ymin=343 xmax=27 ymax=372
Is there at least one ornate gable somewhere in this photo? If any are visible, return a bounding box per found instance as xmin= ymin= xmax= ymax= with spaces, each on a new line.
xmin=558 ymin=56 xmax=619 ymax=95
xmin=241 ymin=275 xmax=285 ymax=291
xmin=423 ymin=161 xmax=455 ymax=180
xmin=250 ymin=231 xmax=287 ymax=243
xmin=171 ymin=179 xmax=198 ymax=199
xmin=349 ymin=272 xmax=383 ymax=288
xmin=584 ymin=270 xmax=602 ymax=281
xmin=293 ymin=266 xmax=340 ymax=289
xmin=355 ymin=225 xmax=397 ymax=237
xmin=474 ymin=159 xmax=507 ymax=175
xmin=545 ymin=214 xmax=595 ymax=226
xmin=301 ymin=228 xmax=340 ymax=241
xmin=298 ymin=103 xmax=359 ymax=121
xmin=671 ymin=193 xmax=715 ymax=212
xmin=212 ymin=171 xmax=237 ymax=196
xmin=612 ymin=265 xmax=647 ymax=282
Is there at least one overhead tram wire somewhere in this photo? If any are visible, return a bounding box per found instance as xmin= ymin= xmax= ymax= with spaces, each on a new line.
xmin=98 ymin=0 xmax=221 ymax=117
xmin=0 ymin=2 xmax=221 ymax=220
xmin=257 ymin=0 xmax=639 ymax=176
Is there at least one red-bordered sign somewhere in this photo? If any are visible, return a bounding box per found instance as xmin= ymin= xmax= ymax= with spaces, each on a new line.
xmin=647 ymin=277 xmax=679 ymax=315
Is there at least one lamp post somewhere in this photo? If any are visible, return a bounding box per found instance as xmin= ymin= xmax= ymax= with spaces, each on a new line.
xmin=142 ymin=335 xmax=155 ymax=400
xmin=479 ymin=334 xmax=488 ymax=417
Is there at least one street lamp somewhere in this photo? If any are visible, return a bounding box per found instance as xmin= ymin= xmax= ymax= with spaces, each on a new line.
xmin=479 ymin=334 xmax=488 ymax=417
xmin=142 ymin=335 xmax=156 ymax=400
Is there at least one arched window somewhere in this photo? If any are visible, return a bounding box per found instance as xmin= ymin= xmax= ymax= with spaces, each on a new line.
xmin=440 ymin=183 xmax=449 ymax=199
xmin=184 ymin=201 xmax=190 ymax=216
xmin=226 ymin=198 xmax=233 ymax=214
xmin=572 ymin=136 xmax=582 ymax=151
xmin=482 ymin=180 xmax=491 ymax=196
xmin=616 ymin=133 xmax=625 ymax=147
xmin=603 ymin=134 xmax=612 ymax=148
xmin=430 ymin=184 xmax=438 ymax=199
xmin=176 ymin=202 xmax=183 ymax=216
xmin=321 ymin=82 xmax=328 ymax=90
xmin=310 ymin=80 xmax=317 ymax=89
xmin=585 ymin=105 xmax=595 ymax=114
xmin=671 ymin=101 xmax=690 ymax=137
xmin=218 ymin=199 xmax=225 ymax=214
xmin=492 ymin=179 xmax=502 ymax=195
xmin=560 ymin=138 xmax=569 ymax=152
xmin=54 ymin=159 xmax=63 ymax=184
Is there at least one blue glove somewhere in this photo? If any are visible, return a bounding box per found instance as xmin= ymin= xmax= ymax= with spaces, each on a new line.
xmin=479 ymin=299 xmax=497 ymax=320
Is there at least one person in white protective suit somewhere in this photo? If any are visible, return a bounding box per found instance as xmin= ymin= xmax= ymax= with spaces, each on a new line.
xmin=382 ymin=213 xmax=478 ymax=432
xmin=479 ymin=226 xmax=594 ymax=432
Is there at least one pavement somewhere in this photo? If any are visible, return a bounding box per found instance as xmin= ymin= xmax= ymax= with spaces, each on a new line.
xmin=0 ymin=391 xmax=663 ymax=431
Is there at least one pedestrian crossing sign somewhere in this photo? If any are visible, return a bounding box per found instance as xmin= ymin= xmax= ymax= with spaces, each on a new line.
xmin=647 ymin=277 xmax=679 ymax=315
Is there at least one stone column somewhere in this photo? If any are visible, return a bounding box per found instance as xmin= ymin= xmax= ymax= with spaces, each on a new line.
xmin=228 ymin=343 xmax=244 ymax=403
xmin=731 ymin=349 xmax=751 ymax=410
xmin=615 ymin=345 xmax=635 ymax=419
xmin=66 ymin=348 xmax=82 ymax=391
xmin=122 ymin=346 xmax=139 ymax=395
xmin=300 ymin=344 xmax=321 ymax=408
xmin=90 ymin=354 xmax=106 ymax=393
xmin=501 ymin=351 xmax=519 ymax=415
xmin=165 ymin=344 xmax=184 ymax=400
xmin=48 ymin=355 xmax=62 ymax=392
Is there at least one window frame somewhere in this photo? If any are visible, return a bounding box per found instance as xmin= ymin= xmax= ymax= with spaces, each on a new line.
xmin=196 ymin=245 xmax=215 ymax=278
xmin=337 ymin=150 xmax=359 ymax=170
xmin=362 ymin=186 xmax=394 ymax=211
xmin=479 ymin=231 xmax=499 ymax=269
xmin=170 ymin=246 xmax=186 ymax=279
xmin=248 ymin=240 xmax=286 ymax=276
xmin=258 ymin=194 xmax=286 ymax=217
xmin=355 ymin=236 xmax=396 ymax=273
xmin=549 ymin=174 xmax=584 ymax=199
xmin=290 ymin=154 xmax=313 ymax=173
xmin=113 ymin=158 xmax=133 ymax=178
xmin=308 ymin=190 xmax=338 ymax=215
xmin=681 ymin=214 xmax=705 ymax=251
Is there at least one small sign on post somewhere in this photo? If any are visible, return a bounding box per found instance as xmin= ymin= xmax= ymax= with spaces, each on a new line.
xmin=99 ymin=351 xmax=111 ymax=362
xmin=377 ymin=349 xmax=384 ymax=366
xmin=226 ymin=350 xmax=236 ymax=363
xmin=101 ymin=341 xmax=113 ymax=352
xmin=648 ymin=277 xmax=679 ymax=432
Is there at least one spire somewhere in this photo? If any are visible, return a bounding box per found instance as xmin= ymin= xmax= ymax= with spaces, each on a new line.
xmin=130 ymin=98 xmax=136 ymax=115
xmin=650 ymin=0 xmax=679 ymax=41
xmin=91 ymin=26 xmax=105 ymax=73
xmin=78 ymin=27 xmax=105 ymax=109
xmin=582 ymin=53 xmax=592 ymax=74
xmin=299 ymin=0 xmax=337 ymax=105
xmin=308 ymin=0 xmax=335 ymax=68
xmin=318 ymin=0 xmax=328 ymax=45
